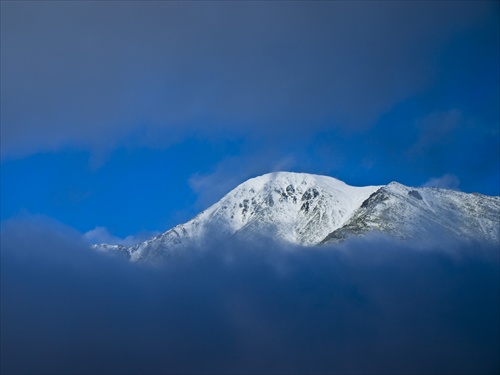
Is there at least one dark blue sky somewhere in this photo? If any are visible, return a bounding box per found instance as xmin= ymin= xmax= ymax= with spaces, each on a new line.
xmin=1 ymin=1 xmax=499 ymax=241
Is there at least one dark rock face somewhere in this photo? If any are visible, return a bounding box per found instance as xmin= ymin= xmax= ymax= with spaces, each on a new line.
xmin=301 ymin=201 xmax=310 ymax=213
xmin=408 ymin=190 xmax=423 ymax=200
xmin=360 ymin=188 xmax=388 ymax=208
xmin=302 ymin=187 xmax=320 ymax=201
xmin=321 ymin=183 xmax=500 ymax=245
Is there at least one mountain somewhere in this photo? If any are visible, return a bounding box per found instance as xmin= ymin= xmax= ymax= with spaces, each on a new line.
xmin=93 ymin=172 xmax=500 ymax=262
xmin=321 ymin=181 xmax=499 ymax=244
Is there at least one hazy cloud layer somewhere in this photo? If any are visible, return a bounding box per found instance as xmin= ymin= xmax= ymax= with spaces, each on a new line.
xmin=1 ymin=1 xmax=493 ymax=159
xmin=2 ymin=216 xmax=498 ymax=374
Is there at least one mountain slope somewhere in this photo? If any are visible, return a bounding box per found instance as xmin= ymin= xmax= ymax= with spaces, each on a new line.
xmin=93 ymin=172 xmax=500 ymax=263
xmin=321 ymin=182 xmax=500 ymax=244
xmin=95 ymin=172 xmax=381 ymax=262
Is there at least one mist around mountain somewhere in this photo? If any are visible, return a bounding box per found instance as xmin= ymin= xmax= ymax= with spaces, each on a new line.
xmin=2 ymin=203 xmax=499 ymax=374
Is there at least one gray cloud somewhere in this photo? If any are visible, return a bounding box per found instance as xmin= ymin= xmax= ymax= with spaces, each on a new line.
xmin=1 ymin=1 xmax=492 ymax=159
xmin=1 ymin=216 xmax=499 ymax=374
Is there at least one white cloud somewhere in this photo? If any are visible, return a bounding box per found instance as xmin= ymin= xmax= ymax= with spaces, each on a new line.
xmin=83 ymin=226 xmax=159 ymax=246
xmin=422 ymin=173 xmax=460 ymax=190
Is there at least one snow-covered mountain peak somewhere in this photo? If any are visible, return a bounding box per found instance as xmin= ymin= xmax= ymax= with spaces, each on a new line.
xmin=205 ymin=172 xmax=382 ymax=243
xmin=93 ymin=172 xmax=500 ymax=263
xmin=95 ymin=172 xmax=382 ymax=262
xmin=233 ymin=171 xmax=348 ymax=191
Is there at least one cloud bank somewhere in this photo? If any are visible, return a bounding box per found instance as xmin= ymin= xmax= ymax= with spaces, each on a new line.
xmin=1 ymin=1 xmax=494 ymax=159
xmin=1 ymin=216 xmax=499 ymax=374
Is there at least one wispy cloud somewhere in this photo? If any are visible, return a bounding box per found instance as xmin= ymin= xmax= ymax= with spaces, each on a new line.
xmin=422 ymin=173 xmax=461 ymax=190
xmin=83 ymin=226 xmax=160 ymax=246
xmin=188 ymin=153 xmax=300 ymax=209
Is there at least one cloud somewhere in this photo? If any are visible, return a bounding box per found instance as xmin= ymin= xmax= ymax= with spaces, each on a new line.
xmin=188 ymin=161 xmax=250 ymax=209
xmin=188 ymin=152 xmax=300 ymax=209
xmin=83 ymin=226 xmax=160 ymax=246
xmin=1 ymin=215 xmax=499 ymax=374
xmin=1 ymin=1 xmax=493 ymax=159
xmin=422 ymin=173 xmax=461 ymax=190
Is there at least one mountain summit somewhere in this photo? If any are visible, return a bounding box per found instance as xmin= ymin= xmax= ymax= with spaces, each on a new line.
xmin=93 ymin=172 xmax=500 ymax=262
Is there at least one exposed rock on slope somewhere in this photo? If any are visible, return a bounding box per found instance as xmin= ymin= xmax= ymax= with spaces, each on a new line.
xmin=93 ymin=172 xmax=500 ymax=263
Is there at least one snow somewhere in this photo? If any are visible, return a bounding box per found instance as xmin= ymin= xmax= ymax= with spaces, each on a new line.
xmin=202 ymin=172 xmax=381 ymax=243
xmin=92 ymin=172 xmax=500 ymax=263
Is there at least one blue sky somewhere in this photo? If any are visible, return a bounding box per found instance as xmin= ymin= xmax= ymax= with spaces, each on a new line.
xmin=1 ymin=1 xmax=499 ymax=241
xmin=1 ymin=4 xmax=499 ymax=373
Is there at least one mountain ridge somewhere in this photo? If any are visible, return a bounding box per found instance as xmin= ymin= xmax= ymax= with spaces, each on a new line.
xmin=93 ymin=172 xmax=500 ymax=262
